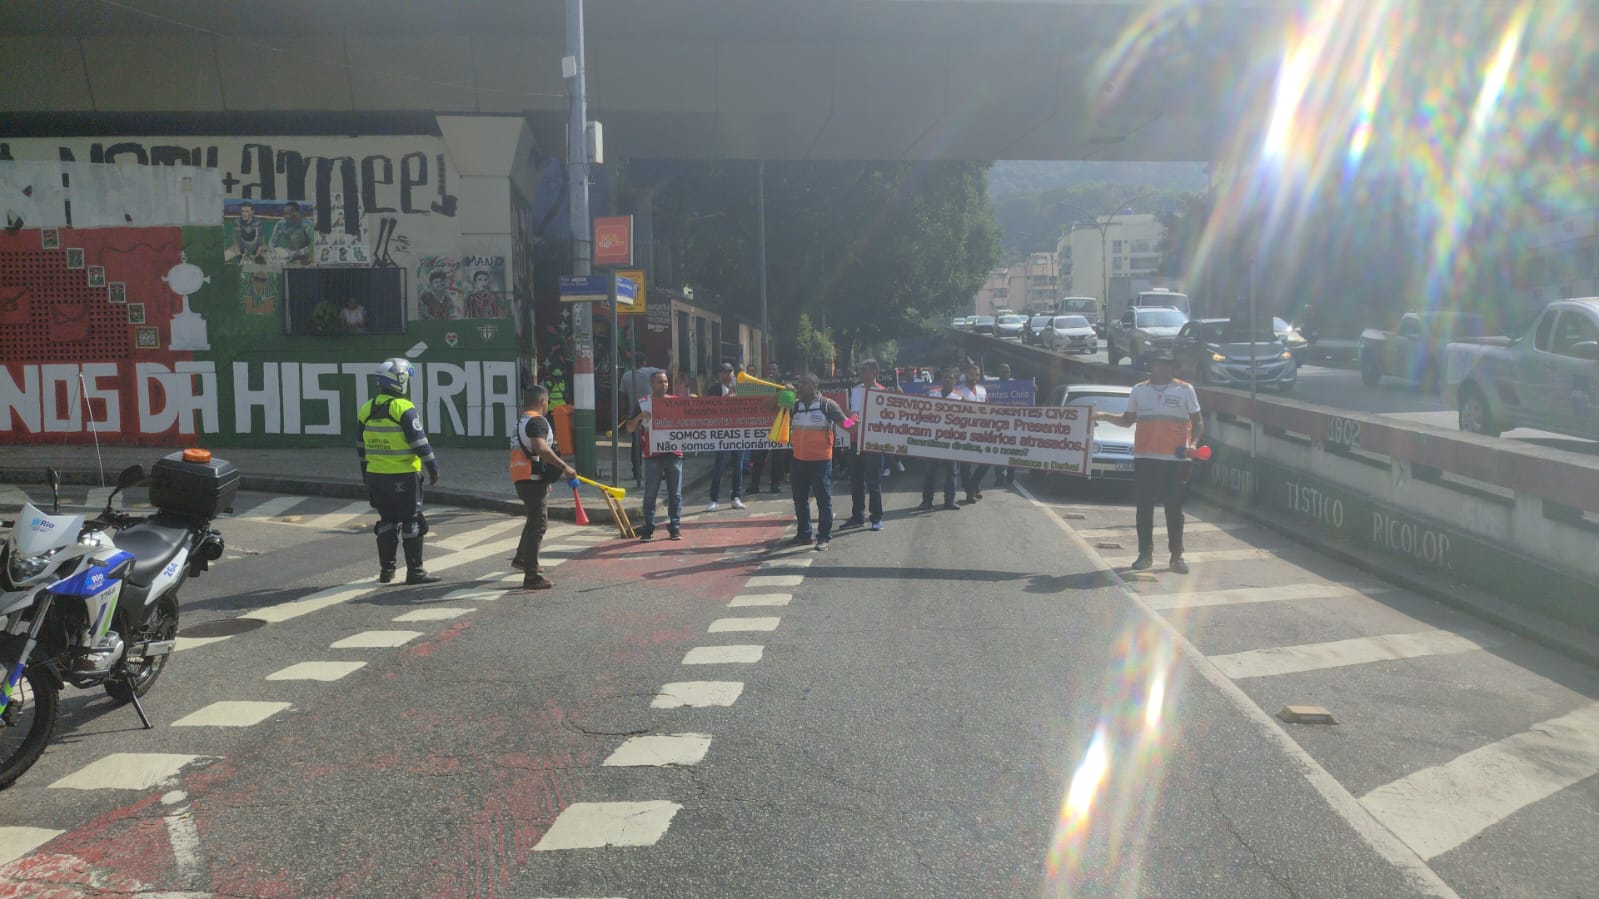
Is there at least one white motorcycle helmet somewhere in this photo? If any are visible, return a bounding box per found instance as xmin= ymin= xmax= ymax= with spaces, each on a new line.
xmin=376 ymin=357 xmax=412 ymax=394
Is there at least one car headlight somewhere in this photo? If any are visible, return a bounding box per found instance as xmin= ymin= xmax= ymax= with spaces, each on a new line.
xmin=7 ymin=546 xmax=64 ymax=582
xmin=1093 ymin=442 xmax=1102 ymax=453
xmin=1210 ymin=352 xmax=1227 ymax=362
xmin=1280 ymin=350 xmax=1293 ymax=360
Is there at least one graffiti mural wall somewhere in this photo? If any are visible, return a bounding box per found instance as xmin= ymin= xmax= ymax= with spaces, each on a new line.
xmin=0 ymin=135 xmax=529 ymax=448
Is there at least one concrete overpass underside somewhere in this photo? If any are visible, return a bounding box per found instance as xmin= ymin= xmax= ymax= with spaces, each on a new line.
xmin=1 ymin=1 xmax=1594 ymax=163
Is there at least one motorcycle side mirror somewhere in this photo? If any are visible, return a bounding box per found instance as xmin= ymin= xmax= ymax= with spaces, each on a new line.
xmin=45 ymin=467 xmax=61 ymax=514
xmin=106 ymin=464 xmax=145 ymax=513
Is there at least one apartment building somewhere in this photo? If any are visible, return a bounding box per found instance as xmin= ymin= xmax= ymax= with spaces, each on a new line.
xmin=1061 ymin=213 xmax=1164 ymax=300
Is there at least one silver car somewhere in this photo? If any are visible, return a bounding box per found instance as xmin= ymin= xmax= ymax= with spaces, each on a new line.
xmin=995 ymin=314 xmax=1027 ymax=341
xmin=1044 ymin=315 xmax=1098 ymax=354
xmin=1052 ymin=384 xmax=1135 ymax=481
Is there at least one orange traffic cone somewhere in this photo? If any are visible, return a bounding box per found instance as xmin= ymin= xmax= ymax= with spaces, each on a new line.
xmin=571 ymin=484 xmax=591 ymax=525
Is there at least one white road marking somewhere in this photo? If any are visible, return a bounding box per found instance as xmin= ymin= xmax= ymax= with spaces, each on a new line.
xmin=1015 ymin=482 xmax=1461 ymax=898
xmin=173 ymin=635 xmax=232 ymax=653
xmin=729 ymin=593 xmax=791 ymax=607
xmin=248 ymin=579 xmax=379 ymax=625
xmin=331 ymin=630 xmax=423 ymax=649
xmin=1076 ymin=522 xmax=1226 ymax=539
xmin=49 ymin=753 xmax=204 ymax=791
xmin=683 ymin=645 xmax=764 ymax=665
xmin=455 ymin=585 xmax=514 ymax=598
xmin=1143 ymin=582 xmax=1390 ymax=611
xmin=425 ymin=536 xmax=523 ymax=572
xmin=266 ymin=661 xmax=367 ymax=682
xmin=541 ymin=544 xmax=586 ymax=555
xmin=436 ymin=518 xmax=524 ymax=551
xmin=161 ymin=791 xmax=206 ymax=891
xmin=603 ymin=733 xmax=713 ymax=767
xmin=393 ymin=607 xmax=472 ymax=622
xmin=652 ymin=681 xmax=744 ymax=708
xmin=303 ymin=501 xmax=373 ymax=531
xmin=1211 ymin=630 xmax=1489 ymax=680
xmin=233 ymin=496 xmax=304 ymax=519
xmin=759 ymin=557 xmax=813 ymax=569
xmin=1105 ymin=548 xmax=1279 ymax=567
xmin=533 ymin=801 xmax=682 ymax=851
xmin=0 ymin=827 xmax=62 ymax=866
xmin=709 ymin=617 xmax=781 ymax=633
xmin=171 ymin=701 xmax=292 ymax=728
xmin=1360 ymin=703 xmax=1599 ymax=860
xmin=746 ymin=574 xmax=804 ymax=588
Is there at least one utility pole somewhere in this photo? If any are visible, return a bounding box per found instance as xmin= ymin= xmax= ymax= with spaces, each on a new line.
xmin=564 ymin=0 xmax=596 ymax=477
xmin=757 ymin=160 xmax=770 ymax=373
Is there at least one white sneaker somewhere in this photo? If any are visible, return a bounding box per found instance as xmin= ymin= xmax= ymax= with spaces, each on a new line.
xmin=705 ymin=501 xmax=720 ymax=512
xmin=731 ymin=497 xmax=747 ymax=510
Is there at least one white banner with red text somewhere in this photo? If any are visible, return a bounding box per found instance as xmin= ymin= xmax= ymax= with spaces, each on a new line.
xmin=645 ymin=393 xmax=848 ymax=454
xmin=858 ymin=388 xmax=1095 ymax=475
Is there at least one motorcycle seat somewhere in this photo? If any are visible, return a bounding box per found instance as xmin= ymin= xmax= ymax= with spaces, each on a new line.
xmin=113 ymin=519 xmax=191 ymax=586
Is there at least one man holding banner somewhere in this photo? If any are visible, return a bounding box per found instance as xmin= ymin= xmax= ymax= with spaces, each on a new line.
xmin=626 ymin=371 xmax=683 ymax=542
xmin=953 ymin=362 xmax=991 ymax=504
xmin=916 ymin=368 xmax=963 ymax=512
xmin=841 ymin=359 xmax=887 ymax=531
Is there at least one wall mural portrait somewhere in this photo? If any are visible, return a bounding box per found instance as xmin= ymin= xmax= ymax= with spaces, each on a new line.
xmin=416 ymin=255 xmax=508 ymax=321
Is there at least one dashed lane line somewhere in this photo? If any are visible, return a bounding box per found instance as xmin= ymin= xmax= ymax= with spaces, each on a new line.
xmin=729 ymin=593 xmax=791 ymax=607
xmin=1210 ymin=630 xmax=1492 ymax=680
xmin=758 ymin=557 xmax=813 ymax=569
xmin=393 ymin=607 xmax=474 ymax=622
xmin=48 ymin=754 xmax=205 ymax=791
xmin=1142 ymin=582 xmax=1394 ymax=611
xmin=745 ymin=574 xmax=804 ymax=588
xmin=651 ymin=682 xmax=744 ymax=708
xmin=0 ymin=827 xmax=65 ymax=867
xmin=1015 ymin=481 xmax=1461 ymax=898
xmin=602 ymin=734 xmax=713 ymax=768
xmin=533 ymin=801 xmax=682 ymax=851
xmin=330 ymin=630 xmax=424 ymax=649
xmin=170 ymin=701 xmax=292 ymax=728
xmin=266 ymin=661 xmax=367 ymax=682
xmin=708 ymin=617 xmax=781 ymax=633
xmin=682 ymin=645 xmax=764 ymax=665
xmin=1359 ymin=703 xmax=1599 ymax=860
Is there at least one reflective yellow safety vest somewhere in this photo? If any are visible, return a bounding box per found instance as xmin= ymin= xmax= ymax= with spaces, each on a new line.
xmin=359 ymin=396 xmax=422 ymax=474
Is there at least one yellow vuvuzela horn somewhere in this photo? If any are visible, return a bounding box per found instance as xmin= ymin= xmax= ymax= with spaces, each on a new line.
xmin=572 ymin=474 xmax=626 ymax=500
xmin=736 ymin=370 xmax=786 ymax=391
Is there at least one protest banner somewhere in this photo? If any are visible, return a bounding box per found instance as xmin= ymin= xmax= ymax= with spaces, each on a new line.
xmin=899 ymin=378 xmax=1035 ymax=405
xmin=858 ymin=388 xmax=1094 ymax=475
xmin=647 ymin=391 xmax=850 ymax=453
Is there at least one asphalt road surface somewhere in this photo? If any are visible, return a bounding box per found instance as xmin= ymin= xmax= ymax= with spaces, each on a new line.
xmin=1 ymin=481 xmax=1596 ymax=897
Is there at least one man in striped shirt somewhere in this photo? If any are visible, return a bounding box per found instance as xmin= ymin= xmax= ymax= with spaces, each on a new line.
xmin=1094 ymin=352 xmax=1203 ymax=574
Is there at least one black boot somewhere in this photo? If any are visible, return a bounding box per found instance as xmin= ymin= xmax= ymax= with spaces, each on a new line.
xmin=403 ymin=537 xmax=440 ymax=584
xmin=378 ymin=537 xmax=398 ymax=584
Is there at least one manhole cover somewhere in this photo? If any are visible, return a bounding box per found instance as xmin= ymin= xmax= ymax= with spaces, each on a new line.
xmin=179 ymin=617 xmax=267 ymax=638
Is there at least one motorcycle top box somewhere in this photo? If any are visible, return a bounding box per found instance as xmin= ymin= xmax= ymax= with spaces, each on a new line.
xmin=149 ymin=449 xmax=239 ymax=520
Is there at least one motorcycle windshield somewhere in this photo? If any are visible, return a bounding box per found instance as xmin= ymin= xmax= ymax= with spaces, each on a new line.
xmin=12 ymin=503 xmax=83 ymax=556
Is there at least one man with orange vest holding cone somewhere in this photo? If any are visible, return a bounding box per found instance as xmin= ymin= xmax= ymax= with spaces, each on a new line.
xmin=787 ymin=373 xmax=856 ymax=551
xmin=509 ymin=385 xmax=577 ymax=590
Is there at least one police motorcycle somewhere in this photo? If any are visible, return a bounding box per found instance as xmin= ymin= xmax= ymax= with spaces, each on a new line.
xmin=0 ymin=449 xmax=235 ymax=789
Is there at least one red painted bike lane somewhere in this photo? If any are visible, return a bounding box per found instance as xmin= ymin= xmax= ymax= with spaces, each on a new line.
xmin=0 ymin=516 xmax=795 ymax=898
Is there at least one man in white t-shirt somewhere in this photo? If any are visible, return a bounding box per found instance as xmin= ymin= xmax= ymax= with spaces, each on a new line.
xmin=953 ymin=361 xmax=990 ymax=503
xmin=620 ymin=355 xmax=663 ymax=483
xmin=1094 ymin=352 xmax=1203 ymax=573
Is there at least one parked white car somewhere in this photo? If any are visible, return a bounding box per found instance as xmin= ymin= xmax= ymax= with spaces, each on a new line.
xmin=1044 ymin=315 xmax=1097 ymax=354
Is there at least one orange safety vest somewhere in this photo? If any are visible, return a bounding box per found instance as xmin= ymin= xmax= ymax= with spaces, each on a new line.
xmin=790 ymin=398 xmax=839 ymax=462
xmin=508 ymin=409 xmax=556 ymax=482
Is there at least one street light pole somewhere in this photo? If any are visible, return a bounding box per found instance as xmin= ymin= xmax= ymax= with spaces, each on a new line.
xmin=757 ymin=160 xmax=769 ymax=372
xmin=564 ymin=0 xmax=597 ymax=477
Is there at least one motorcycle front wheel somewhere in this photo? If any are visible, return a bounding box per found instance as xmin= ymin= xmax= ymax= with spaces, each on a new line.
xmin=106 ymin=593 xmax=179 ymax=704
xmin=0 ymin=664 xmax=60 ymax=790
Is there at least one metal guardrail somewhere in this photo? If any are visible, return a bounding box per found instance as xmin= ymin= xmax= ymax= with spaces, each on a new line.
xmin=960 ymin=330 xmax=1599 ymax=514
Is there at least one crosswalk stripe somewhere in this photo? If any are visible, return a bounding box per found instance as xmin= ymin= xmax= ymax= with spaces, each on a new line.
xmin=49 ymin=753 xmax=202 ymax=791
xmin=1105 ymin=548 xmax=1278 ymax=567
xmin=436 ymin=518 xmax=524 ymax=551
xmin=683 ymin=645 xmax=764 ymax=665
xmin=746 ymin=574 xmax=803 ymax=588
xmin=0 ymin=826 xmax=64 ymax=866
xmin=248 ymin=579 xmax=380 ymax=625
xmin=729 ymin=593 xmax=791 ymax=607
xmin=759 ymin=558 xmax=813 ymax=569
xmin=603 ymin=733 xmax=712 ymax=767
xmin=1144 ymin=582 xmax=1390 ymax=611
xmin=533 ymin=801 xmax=682 ymax=850
xmin=1359 ymin=703 xmax=1599 ymax=860
xmin=303 ymin=501 xmax=373 ymax=531
xmin=651 ymin=681 xmax=744 ymax=708
xmin=234 ymin=496 xmax=305 ymax=519
xmin=171 ymin=701 xmax=291 ymax=728
xmin=1211 ymin=630 xmax=1489 ymax=679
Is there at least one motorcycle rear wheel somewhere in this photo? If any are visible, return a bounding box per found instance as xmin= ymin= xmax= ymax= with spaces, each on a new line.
xmin=105 ymin=593 xmax=179 ymax=704
xmin=0 ymin=664 xmax=60 ymax=790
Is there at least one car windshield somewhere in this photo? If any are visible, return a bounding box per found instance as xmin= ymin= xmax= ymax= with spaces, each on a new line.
xmin=1066 ymin=392 xmax=1129 ymax=415
xmin=1136 ymin=309 xmax=1187 ymax=328
xmin=998 ymin=315 xmax=1025 ymax=325
xmin=1060 ymin=299 xmax=1097 ymax=314
xmin=974 ymin=316 xmax=995 ymax=324
xmin=1055 ymin=315 xmax=1090 ymax=328
xmin=1221 ymin=319 xmax=1278 ymax=341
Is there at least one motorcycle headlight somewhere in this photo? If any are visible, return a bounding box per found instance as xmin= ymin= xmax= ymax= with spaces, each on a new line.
xmin=8 ymin=546 xmax=64 ymax=582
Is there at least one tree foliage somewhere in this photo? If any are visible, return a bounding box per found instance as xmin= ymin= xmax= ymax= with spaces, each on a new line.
xmin=642 ymin=160 xmax=999 ymax=368
xmin=991 ymin=181 xmax=1194 ymax=261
